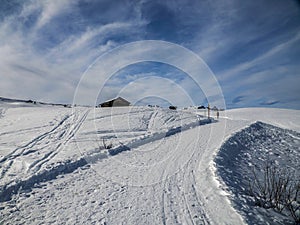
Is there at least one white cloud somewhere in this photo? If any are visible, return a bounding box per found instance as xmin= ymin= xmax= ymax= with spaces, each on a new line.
xmin=219 ymin=32 xmax=300 ymax=82
xmin=35 ymin=0 xmax=76 ymax=29
xmin=0 ymin=0 xmax=299 ymax=109
xmin=0 ymin=1 xmax=147 ymax=104
xmin=47 ymin=21 xmax=146 ymax=64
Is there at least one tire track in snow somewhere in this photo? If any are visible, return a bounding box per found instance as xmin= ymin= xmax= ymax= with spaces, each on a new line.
xmin=158 ymin=128 xmax=212 ymax=225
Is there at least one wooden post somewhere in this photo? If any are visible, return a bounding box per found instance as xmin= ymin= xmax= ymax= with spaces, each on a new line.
xmin=207 ymin=104 xmax=210 ymax=118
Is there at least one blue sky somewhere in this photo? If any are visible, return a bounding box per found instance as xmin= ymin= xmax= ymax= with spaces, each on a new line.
xmin=0 ymin=0 xmax=299 ymax=109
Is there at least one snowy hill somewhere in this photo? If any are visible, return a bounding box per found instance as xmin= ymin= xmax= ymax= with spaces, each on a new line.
xmin=0 ymin=96 xmax=71 ymax=108
xmin=0 ymin=104 xmax=299 ymax=224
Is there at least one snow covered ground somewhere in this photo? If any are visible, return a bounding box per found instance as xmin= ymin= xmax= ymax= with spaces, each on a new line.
xmin=0 ymin=102 xmax=299 ymax=224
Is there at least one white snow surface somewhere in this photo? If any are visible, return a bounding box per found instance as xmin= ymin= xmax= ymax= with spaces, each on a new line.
xmin=0 ymin=104 xmax=299 ymax=224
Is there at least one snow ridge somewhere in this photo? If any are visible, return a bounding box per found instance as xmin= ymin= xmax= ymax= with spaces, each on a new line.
xmin=215 ymin=121 xmax=300 ymax=225
xmin=0 ymin=158 xmax=88 ymax=202
xmin=108 ymin=118 xmax=213 ymax=156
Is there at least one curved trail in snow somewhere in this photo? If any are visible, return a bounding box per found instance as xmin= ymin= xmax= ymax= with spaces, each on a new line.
xmin=84 ymin=118 xmax=246 ymax=225
xmin=0 ymin=108 xmax=246 ymax=224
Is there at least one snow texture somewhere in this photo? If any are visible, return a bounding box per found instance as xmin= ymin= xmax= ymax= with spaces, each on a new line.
xmin=0 ymin=102 xmax=299 ymax=225
xmin=215 ymin=121 xmax=299 ymax=225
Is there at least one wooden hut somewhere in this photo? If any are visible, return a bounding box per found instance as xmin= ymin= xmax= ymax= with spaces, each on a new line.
xmin=99 ymin=97 xmax=130 ymax=107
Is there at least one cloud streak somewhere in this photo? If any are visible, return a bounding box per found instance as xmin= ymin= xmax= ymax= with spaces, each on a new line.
xmin=0 ymin=0 xmax=299 ymax=109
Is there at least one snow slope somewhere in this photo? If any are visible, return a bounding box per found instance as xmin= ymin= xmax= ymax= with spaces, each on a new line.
xmin=0 ymin=105 xmax=299 ymax=224
xmin=215 ymin=121 xmax=299 ymax=225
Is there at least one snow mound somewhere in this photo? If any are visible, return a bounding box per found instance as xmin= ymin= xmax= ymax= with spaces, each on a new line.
xmin=215 ymin=121 xmax=300 ymax=225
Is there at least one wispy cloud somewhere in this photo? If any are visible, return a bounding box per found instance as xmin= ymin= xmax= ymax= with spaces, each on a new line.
xmin=232 ymin=96 xmax=245 ymax=104
xmin=0 ymin=0 xmax=299 ymax=109
xmin=219 ymin=32 xmax=300 ymax=82
xmin=0 ymin=0 xmax=147 ymax=103
xmin=35 ymin=0 xmax=75 ymax=29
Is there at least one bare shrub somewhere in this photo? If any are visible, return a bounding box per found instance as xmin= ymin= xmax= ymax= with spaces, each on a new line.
xmin=285 ymin=182 xmax=300 ymax=224
xmin=249 ymin=161 xmax=299 ymax=224
xmin=102 ymin=138 xmax=113 ymax=149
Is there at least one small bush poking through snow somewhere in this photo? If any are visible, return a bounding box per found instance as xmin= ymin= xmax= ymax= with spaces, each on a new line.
xmin=248 ymin=161 xmax=300 ymax=224
xmin=102 ymin=138 xmax=113 ymax=149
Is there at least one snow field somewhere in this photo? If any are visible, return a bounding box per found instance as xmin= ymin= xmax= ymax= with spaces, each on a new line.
xmin=0 ymin=105 xmax=299 ymax=224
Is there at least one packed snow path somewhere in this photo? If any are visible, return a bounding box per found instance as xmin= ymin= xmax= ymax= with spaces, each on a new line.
xmin=0 ymin=106 xmax=299 ymax=224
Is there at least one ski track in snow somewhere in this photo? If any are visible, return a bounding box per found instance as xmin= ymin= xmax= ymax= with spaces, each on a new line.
xmin=0 ymin=106 xmax=299 ymax=224
xmin=0 ymin=108 xmax=90 ymax=192
xmin=91 ymin=120 xmax=216 ymax=225
xmin=0 ymin=106 xmax=218 ymax=224
xmin=28 ymin=109 xmax=90 ymax=173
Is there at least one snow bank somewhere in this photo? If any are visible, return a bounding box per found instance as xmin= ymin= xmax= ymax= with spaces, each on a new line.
xmin=214 ymin=115 xmax=300 ymax=224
